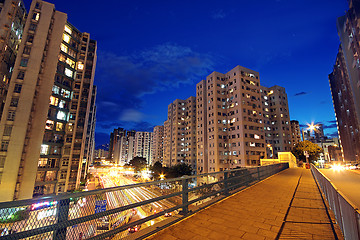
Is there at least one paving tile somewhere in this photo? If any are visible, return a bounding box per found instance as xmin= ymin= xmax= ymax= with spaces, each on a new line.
xmin=145 ymin=169 xmax=343 ymax=240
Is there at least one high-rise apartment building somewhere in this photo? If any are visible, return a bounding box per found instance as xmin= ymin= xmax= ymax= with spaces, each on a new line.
xmin=80 ymin=85 xmax=97 ymax=180
xmin=290 ymin=120 xmax=301 ymax=147
xmin=109 ymin=128 xmax=146 ymax=165
xmin=328 ymin=0 xmax=360 ymax=163
xmin=151 ymin=125 xmax=164 ymax=165
xmin=196 ymin=66 xmax=266 ymax=173
xmin=163 ymin=97 xmax=196 ymax=172
xmin=329 ymin=0 xmax=360 ymax=163
xmin=261 ymin=85 xmax=291 ymax=158
xmin=0 ymin=0 xmax=26 ymax=116
xmin=109 ymin=127 xmax=126 ymax=161
xmin=0 ymin=1 xmax=97 ymax=201
xmin=329 ymin=47 xmax=360 ymax=163
xmin=134 ymin=131 xmax=152 ymax=164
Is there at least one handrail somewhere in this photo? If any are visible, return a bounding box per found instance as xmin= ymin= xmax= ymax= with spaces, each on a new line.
xmin=311 ymin=164 xmax=360 ymax=240
xmin=0 ymin=163 xmax=288 ymax=240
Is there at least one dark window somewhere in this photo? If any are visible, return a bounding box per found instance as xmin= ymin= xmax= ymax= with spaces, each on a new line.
xmin=10 ymin=97 xmax=19 ymax=107
xmin=27 ymin=34 xmax=34 ymax=43
xmin=0 ymin=141 xmax=9 ymax=151
xmin=23 ymin=46 xmax=31 ymax=55
xmin=29 ymin=23 xmax=37 ymax=31
xmin=7 ymin=111 xmax=15 ymax=121
xmin=17 ymin=71 xmax=25 ymax=79
xmin=20 ymin=58 xmax=28 ymax=67
xmin=14 ymin=84 xmax=22 ymax=93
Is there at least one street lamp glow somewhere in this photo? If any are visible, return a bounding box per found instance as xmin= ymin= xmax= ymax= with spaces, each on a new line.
xmin=159 ymin=174 xmax=165 ymax=180
xmin=307 ymin=123 xmax=318 ymax=132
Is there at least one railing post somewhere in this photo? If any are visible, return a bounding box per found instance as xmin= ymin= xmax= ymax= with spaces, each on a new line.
xmin=181 ymin=178 xmax=189 ymax=215
xmin=53 ymin=198 xmax=70 ymax=240
xmin=224 ymin=172 xmax=229 ymax=195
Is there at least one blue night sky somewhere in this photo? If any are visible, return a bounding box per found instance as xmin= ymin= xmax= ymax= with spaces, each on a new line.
xmin=24 ymin=0 xmax=348 ymax=146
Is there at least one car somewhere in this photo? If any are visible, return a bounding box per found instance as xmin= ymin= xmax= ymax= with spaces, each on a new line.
xmin=164 ymin=212 xmax=172 ymax=217
xmin=128 ymin=225 xmax=141 ymax=233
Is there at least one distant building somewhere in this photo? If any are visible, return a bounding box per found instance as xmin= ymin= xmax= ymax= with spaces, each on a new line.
xmin=0 ymin=1 xmax=97 ymax=201
xmin=261 ymin=85 xmax=291 ymax=158
xmin=109 ymin=127 xmax=126 ymax=161
xmin=316 ymin=138 xmax=343 ymax=163
xmin=329 ymin=0 xmax=360 ymax=163
xmin=109 ymin=128 xmax=153 ymax=165
xmin=0 ymin=0 xmax=26 ymax=117
xmin=314 ymin=124 xmax=325 ymax=142
xmin=290 ymin=120 xmax=301 ymax=147
xmin=163 ymin=97 xmax=196 ymax=173
xmin=134 ymin=131 xmax=152 ymax=164
xmin=151 ymin=125 xmax=164 ymax=165
xmin=94 ymin=148 xmax=108 ymax=159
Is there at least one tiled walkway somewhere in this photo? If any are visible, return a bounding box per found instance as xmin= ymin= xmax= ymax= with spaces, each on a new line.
xmin=145 ymin=168 xmax=343 ymax=240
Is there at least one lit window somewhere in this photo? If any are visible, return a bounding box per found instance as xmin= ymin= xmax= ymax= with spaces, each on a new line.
xmin=254 ymin=134 xmax=260 ymax=139
xmin=58 ymin=54 xmax=66 ymax=62
xmin=56 ymin=122 xmax=64 ymax=131
xmin=45 ymin=120 xmax=54 ymax=130
xmin=63 ymin=33 xmax=70 ymax=43
xmin=64 ymin=25 xmax=72 ymax=35
xmin=59 ymin=100 xmax=66 ymax=108
xmin=40 ymin=144 xmax=49 ymax=155
xmin=231 ymin=118 xmax=236 ymax=123
xmin=57 ymin=111 xmax=67 ymax=120
xmin=32 ymin=12 xmax=40 ymax=21
xmin=60 ymin=43 xmax=68 ymax=53
xmin=250 ymin=142 xmax=255 ymax=147
xmin=77 ymin=62 xmax=84 ymax=70
xmin=49 ymin=96 xmax=58 ymax=106
xmin=52 ymin=85 xmax=60 ymax=95
xmin=280 ymin=114 xmax=284 ymax=117
xmin=65 ymin=58 xmax=75 ymax=68
xmin=64 ymin=68 xmax=73 ymax=78
xmin=67 ymin=123 xmax=73 ymax=132
xmin=61 ymin=89 xmax=71 ymax=98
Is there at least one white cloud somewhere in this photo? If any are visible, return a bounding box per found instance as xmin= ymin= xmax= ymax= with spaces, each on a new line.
xmin=119 ymin=109 xmax=145 ymax=122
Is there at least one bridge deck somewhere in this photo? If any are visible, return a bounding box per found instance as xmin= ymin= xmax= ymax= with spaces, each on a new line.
xmin=145 ymin=168 xmax=343 ymax=240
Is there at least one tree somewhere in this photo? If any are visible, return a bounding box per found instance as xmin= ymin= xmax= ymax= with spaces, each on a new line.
xmin=167 ymin=163 xmax=193 ymax=178
xmin=150 ymin=161 xmax=164 ymax=179
xmin=128 ymin=157 xmax=147 ymax=172
xmin=291 ymin=140 xmax=323 ymax=163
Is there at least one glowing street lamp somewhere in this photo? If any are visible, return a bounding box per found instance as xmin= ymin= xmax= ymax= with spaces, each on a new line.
xmin=159 ymin=174 xmax=165 ymax=180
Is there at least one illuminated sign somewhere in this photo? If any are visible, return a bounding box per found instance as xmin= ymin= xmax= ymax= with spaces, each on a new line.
xmin=31 ymin=201 xmax=58 ymax=210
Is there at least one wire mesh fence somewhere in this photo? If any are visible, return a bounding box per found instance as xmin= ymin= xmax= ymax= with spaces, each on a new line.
xmin=0 ymin=163 xmax=288 ymax=240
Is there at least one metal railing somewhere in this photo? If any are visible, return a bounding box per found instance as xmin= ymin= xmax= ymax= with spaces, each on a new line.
xmin=0 ymin=163 xmax=288 ymax=240
xmin=311 ymin=164 xmax=360 ymax=240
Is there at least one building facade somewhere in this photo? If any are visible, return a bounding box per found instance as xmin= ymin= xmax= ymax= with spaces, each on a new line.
xmin=329 ymin=0 xmax=360 ymax=163
xmin=261 ymin=85 xmax=291 ymax=158
xmin=0 ymin=1 xmax=96 ymax=201
xmin=196 ymin=66 xmax=266 ymax=173
xmin=163 ymin=97 xmax=196 ymax=173
xmin=0 ymin=0 xmax=26 ymax=117
xmin=134 ymin=131 xmax=152 ymax=164
xmin=151 ymin=125 xmax=164 ymax=165
xmin=290 ymin=120 xmax=301 ymax=147
xmin=329 ymin=47 xmax=360 ymax=163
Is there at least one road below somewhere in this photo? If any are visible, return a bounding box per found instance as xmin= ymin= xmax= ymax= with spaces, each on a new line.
xmin=319 ymin=169 xmax=360 ymax=208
